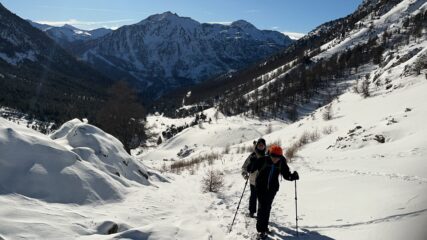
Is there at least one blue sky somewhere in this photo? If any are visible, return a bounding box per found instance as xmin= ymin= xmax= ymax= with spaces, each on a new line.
xmin=1 ymin=0 xmax=362 ymax=37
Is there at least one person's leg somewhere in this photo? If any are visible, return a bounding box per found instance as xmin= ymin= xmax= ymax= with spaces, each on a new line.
xmin=263 ymin=191 xmax=277 ymax=231
xmin=256 ymin=190 xmax=270 ymax=233
xmin=249 ymin=184 xmax=257 ymax=215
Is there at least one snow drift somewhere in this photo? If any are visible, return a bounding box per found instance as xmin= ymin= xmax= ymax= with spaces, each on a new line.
xmin=0 ymin=118 xmax=151 ymax=204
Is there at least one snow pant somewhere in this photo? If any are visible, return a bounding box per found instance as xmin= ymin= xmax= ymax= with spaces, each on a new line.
xmin=256 ymin=189 xmax=277 ymax=233
xmin=249 ymin=184 xmax=257 ymax=214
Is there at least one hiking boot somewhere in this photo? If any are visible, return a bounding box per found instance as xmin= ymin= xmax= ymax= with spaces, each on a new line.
xmin=256 ymin=232 xmax=267 ymax=240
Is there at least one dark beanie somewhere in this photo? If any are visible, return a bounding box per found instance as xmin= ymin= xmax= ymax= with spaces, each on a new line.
xmin=256 ymin=138 xmax=266 ymax=146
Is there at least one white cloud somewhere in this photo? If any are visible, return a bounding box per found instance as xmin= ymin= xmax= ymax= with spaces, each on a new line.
xmin=282 ymin=31 xmax=306 ymax=40
xmin=207 ymin=21 xmax=233 ymax=25
xmin=34 ymin=19 xmax=134 ymax=30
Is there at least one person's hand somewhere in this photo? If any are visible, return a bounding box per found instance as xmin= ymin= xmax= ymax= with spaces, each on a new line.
xmin=243 ymin=172 xmax=249 ymax=180
xmin=292 ymin=171 xmax=299 ymax=180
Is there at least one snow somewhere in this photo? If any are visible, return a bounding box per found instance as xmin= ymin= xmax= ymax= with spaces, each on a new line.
xmin=1 ymin=66 xmax=427 ymax=239
xmin=1 ymin=0 xmax=427 ymax=239
xmin=0 ymin=118 xmax=154 ymax=207
xmin=0 ymin=50 xmax=37 ymax=65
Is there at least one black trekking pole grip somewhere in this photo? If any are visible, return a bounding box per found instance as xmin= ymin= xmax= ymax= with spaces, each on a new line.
xmin=295 ymin=180 xmax=299 ymax=238
xmin=229 ymin=178 xmax=249 ymax=233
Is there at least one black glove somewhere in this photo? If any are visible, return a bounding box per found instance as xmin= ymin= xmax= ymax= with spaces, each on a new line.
xmin=291 ymin=171 xmax=299 ymax=181
xmin=242 ymin=172 xmax=249 ymax=180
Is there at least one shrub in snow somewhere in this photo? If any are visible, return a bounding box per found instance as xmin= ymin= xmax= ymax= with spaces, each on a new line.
xmin=223 ymin=144 xmax=230 ymax=154
xmin=202 ymin=169 xmax=224 ymax=193
xmin=361 ymin=79 xmax=371 ymax=98
xmin=322 ymin=104 xmax=334 ymax=121
xmin=322 ymin=126 xmax=335 ymax=135
xmin=285 ymin=143 xmax=299 ymax=161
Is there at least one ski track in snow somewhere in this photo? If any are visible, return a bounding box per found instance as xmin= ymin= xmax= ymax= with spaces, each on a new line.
xmin=299 ymin=157 xmax=427 ymax=184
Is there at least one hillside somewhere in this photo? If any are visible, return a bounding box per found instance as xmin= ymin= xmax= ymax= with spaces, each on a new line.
xmin=156 ymin=0 xmax=426 ymax=118
xmin=1 ymin=54 xmax=425 ymax=238
xmin=0 ymin=3 xmax=112 ymax=123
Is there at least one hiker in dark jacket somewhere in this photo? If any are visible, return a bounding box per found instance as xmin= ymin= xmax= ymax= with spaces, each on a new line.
xmin=247 ymin=144 xmax=299 ymax=238
xmin=241 ymin=138 xmax=267 ymax=218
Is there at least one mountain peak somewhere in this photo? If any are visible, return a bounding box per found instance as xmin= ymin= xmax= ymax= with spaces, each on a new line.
xmin=62 ymin=24 xmax=79 ymax=30
xmin=146 ymin=11 xmax=181 ymax=22
xmin=230 ymin=20 xmax=256 ymax=29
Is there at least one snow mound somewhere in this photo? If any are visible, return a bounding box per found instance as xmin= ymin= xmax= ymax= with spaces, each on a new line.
xmin=0 ymin=118 xmax=154 ymax=204
xmin=51 ymin=119 xmax=150 ymax=185
xmin=0 ymin=118 xmax=124 ymax=204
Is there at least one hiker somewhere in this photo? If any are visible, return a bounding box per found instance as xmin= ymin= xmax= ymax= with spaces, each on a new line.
xmin=241 ymin=138 xmax=267 ymax=218
xmin=247 ymin=144 xmax=299 ymax=239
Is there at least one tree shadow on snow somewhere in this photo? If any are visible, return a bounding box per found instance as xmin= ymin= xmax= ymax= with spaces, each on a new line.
xmin=269 ymin=222 xmax=335 ymax=240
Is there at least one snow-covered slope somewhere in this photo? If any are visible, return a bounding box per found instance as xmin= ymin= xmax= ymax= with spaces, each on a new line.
xmin=0 ymin=53 xmax=426 ymax=239
xmin=0 ymin=118 xmax=152 ymax=205
xmin=28 ymin=21 xmax=112 ymax=44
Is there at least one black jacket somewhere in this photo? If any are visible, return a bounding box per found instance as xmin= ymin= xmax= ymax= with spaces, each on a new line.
xmin=247 ymin=155 xmax=293 ymax=192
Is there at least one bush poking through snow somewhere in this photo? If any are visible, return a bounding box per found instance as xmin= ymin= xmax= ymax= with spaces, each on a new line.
xmin=322 ymin=104 xmax=333 ymax=121
xmin=285 ymin=129 xmax=324 ymax=161
xmin=322 ymin=126 xmax=335 ymax=135
xmin=202 ymin=169 xmax=224 ymax=193
xmin=285 ymin=143 xmax=299 ymax=161
xmin=223 ymin=144 xmax=230 ymax=154
xmin=266 ymin=124 xmax=273 ymax=134
xmin=170 ymin=153 xmax=221 ymax=173
xmin=362 ymin=79 xmax=371 ymax=98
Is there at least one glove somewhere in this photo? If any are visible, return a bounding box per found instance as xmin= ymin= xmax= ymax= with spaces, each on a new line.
xmin=242 ymin=172 xmax=249 ymax=180
xmin=291 ymin=171 xmax=299 ymax=181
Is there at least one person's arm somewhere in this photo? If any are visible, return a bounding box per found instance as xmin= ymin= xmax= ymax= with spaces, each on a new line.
xmin=241 ymin=154 xmax=253 ymax=179
xmin=280 ymin=156 xmax=299 ymax=181
xmin=247 ymin=155 xmax=262 ymax=173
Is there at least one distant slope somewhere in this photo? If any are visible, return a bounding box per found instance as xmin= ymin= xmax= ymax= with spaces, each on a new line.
xmin=28 ymin=20 xmax=113 ymax=49
xmin=70 ymin=12 xmax=293 ymax=99
xmin=156 ymin=0 xmax=426 ymax=119
xmin=0 ymin=3 xmax=112 ymax=123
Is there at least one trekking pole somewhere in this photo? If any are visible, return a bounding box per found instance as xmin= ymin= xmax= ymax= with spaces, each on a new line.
xmin=229 ymin=178 xmax=249 ymax=233
xmin=294 ymin=180 xmax=299 ymax=238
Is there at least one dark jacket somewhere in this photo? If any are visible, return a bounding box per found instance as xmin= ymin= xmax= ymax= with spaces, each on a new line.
xmin=242 ymin=151 xmax=265 ymax=185
xmin=247 ymin=155 xmax=293 ymax=192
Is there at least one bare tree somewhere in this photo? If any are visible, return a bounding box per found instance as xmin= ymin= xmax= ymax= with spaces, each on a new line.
xmin=322 ymin=104 xmax=333 ymax=121
xmin=361 ymin=79 xmax=371 ymax=98
xmin=202 ymin=169 xmax=224 ymax=193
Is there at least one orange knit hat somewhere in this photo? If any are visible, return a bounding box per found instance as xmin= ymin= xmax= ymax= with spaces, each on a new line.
xmin=269 ymin=144 xmax=283 ymax=157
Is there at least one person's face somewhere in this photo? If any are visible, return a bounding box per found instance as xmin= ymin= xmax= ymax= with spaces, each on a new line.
xmin=271 ymin=156 xmax=280 ymax=163
xmin=256 ymin=142 xmax=265 ymax=151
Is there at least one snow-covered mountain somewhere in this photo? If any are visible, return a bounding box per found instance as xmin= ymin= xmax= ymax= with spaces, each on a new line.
xmin=1 ymin=0 xmax=426 ymax=239
xmin=169 ymin=0 xmax=426 ymax=119
xmin=72 ymin=12 xmax=293 ymax=98
xmin=28 ymin=20 xmax=112 ymax=47
xmin=0 ymin=3 xmax=111 ymax=122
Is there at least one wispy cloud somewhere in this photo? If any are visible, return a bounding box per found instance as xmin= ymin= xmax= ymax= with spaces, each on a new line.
xmin=207 ymin=21 xmax=233 ymax=25
xmin=282 ymin=31 xmax=306 ymax=40
xmin=34 ymin=19 xmax=135 ymax=30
